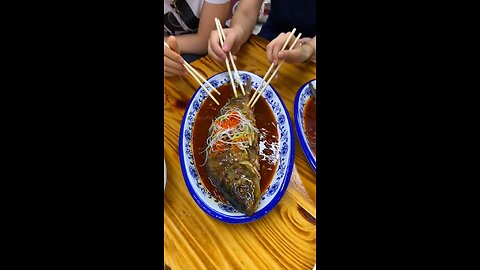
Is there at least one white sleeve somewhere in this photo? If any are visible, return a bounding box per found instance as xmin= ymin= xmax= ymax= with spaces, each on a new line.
xmin=205 ymin=0 xmax=230 ymax=4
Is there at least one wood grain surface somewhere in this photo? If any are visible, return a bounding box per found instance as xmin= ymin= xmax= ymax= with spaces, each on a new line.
xmin=164 ymin=35 xmax=317 ymax=270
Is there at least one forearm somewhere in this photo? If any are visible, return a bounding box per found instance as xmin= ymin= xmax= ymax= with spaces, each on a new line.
xmin=176 ymin=2 xmax=228 ymax=55
xmin=164 ymin=34 xmax=202 ymax=57
xmin=230 ymin=0 xmax=263 ymax=46
xmin=175 ymin=33 xmax=210 ymax=55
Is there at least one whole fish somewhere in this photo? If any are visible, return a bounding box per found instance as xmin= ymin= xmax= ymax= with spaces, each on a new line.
xmin=205 ymin=79 xmax=261 ymax=216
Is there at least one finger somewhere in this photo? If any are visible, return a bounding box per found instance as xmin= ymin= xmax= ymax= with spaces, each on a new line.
xmin=164 ymin=70 xmax=185 ymax=77
xmin=299 ymin=37 xmax=312 ymax=44
xmin=164 ymin=62 xmax=184 ymax=76
xmin=209 ymin=30 xmax=227 ymax=62
xmin=167 ymin=36 xmax=180 ymax=54
xmin=164 ymin=70 xmax=176 ymax=77
xmin=208 ymin=37 xmax=225 ymax=62
xmin=271 ymin=33 xmax=288 ymax=64
xmin=164 ymin=57 xmax=184 ymax=74
xmin=266 ymin=36 xmax=284 ymax=63
xmin=164 ymin=47 xmax=185 ymax=66
xmin=278 ymin=48 xmax=309 ymax=64
xmin=222 ymin=30 xmax=237 ymax=54
xmin=164 ymin=56 xmax=184 ymax=75
xmin=266 ymin=39 xmax=277 ymax=63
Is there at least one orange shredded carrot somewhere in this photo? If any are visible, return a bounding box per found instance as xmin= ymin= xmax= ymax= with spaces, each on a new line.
xmin=215 ymin=111 xmax=241 ymax=129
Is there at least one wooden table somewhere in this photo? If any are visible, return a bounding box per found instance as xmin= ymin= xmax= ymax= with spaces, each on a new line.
xmin=164 ymin=35 xmax=317 ymax=270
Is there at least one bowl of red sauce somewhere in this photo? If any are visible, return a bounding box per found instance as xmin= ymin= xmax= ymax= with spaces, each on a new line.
xmin=294 ymin=79 xmax=316 ymax=172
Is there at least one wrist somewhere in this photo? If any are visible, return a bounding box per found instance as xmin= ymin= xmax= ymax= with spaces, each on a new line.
xmin=231 ymin=25 xmax=247 ymax=44
xmin=306 ymin=40 xmax=316 ymax=63
xmin=301 ymin=42 xmax=315 ymax=63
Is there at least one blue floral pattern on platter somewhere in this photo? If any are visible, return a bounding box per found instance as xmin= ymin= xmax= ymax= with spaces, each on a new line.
xmin=178 ymin=71 xmax=295 ymax=223
xmin=294 ymin=79 xmax=316 ymax=172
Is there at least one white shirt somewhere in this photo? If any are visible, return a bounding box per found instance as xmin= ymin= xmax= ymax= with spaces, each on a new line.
xmin=164 ymin=0 xmax=229 ymax=36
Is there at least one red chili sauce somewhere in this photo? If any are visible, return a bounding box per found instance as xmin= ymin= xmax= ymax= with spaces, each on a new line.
xmin=192 ymin=84 xmax=279 ymax=202
xmin=304 ymin=97 xmax=316 ymax=156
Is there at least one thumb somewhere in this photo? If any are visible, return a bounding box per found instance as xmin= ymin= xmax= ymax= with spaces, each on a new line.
xmin=222 ymin=32 xmax=237 ymax=53
xmin=167 ymin=36 xmax=180 ymax=54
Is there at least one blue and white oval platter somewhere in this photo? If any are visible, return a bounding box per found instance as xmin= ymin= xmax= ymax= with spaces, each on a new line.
xmin=179 ymin=71 xmax=294 ymax=224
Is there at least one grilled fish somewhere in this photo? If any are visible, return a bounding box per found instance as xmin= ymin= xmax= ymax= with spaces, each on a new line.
xmin=205 ymin=80 xmax=261 ymax=216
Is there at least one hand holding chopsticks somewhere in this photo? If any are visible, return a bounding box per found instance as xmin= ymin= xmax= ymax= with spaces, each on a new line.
xmin=214 ymin=18 xmax=245 ymax=97
xmin=273 ymin=36 xmax=316 ymax=64
xmin=248 ymin=30 xmax=302 ymax=107
xmin=164 ymin=36 xmax=186 ymax=77
xmin=164 ymin=41 xmax=220 ymax=105
xmin=248 ymin=29 xmax=296 ymax=106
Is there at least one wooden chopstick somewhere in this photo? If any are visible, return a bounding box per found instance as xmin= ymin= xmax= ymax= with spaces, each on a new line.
xmin=215 ymin=18 xmax=245 ymax=96
xmin=184 ymin=62 xmax=221 ymax=95
xmin=164 ymin=41 xmax=220 ymax=105
xmin=249 ymin=28 xmax=296 ymax=105
xmin=183 ymin=64 xmax=220 ymax=105
xmin=214 ymin=18 xmax=238 ymax=98
xmin=249 ymin=33 xmax=302 ymax=108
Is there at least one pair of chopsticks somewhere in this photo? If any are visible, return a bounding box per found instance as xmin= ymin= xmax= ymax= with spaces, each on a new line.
xmin=214 ymin=18 xmax=245 ymax=98
xmin=164 ymin=41 xmax=220 ymax=105
xmin=248 ymin=29 xmax=302 ymax=108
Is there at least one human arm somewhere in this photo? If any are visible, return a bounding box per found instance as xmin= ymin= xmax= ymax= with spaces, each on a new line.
xmin=175 ymin=1 xmax=230 ymax=55
xmin=208 ymin=0 xmax=263 ymax=62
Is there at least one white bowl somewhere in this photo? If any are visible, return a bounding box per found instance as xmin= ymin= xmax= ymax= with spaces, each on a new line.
xmin=179 ymin=71 xmax=295 ymax=223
